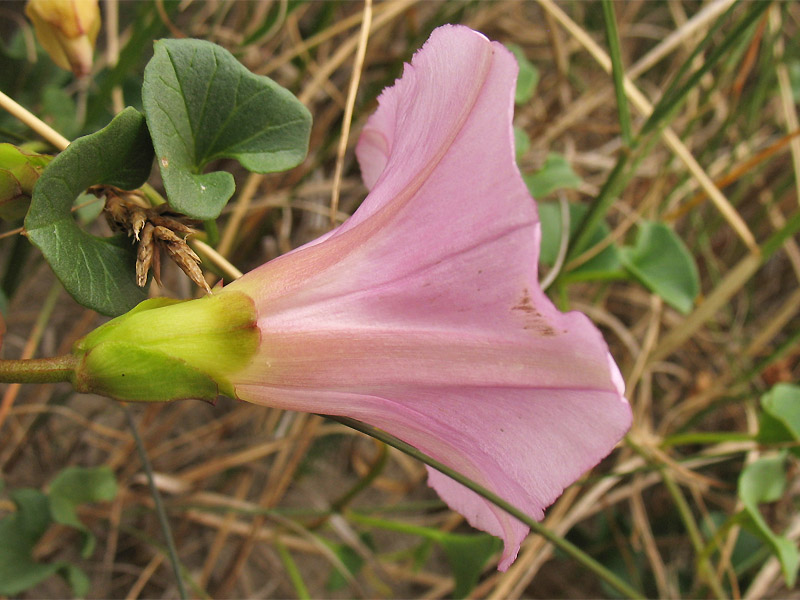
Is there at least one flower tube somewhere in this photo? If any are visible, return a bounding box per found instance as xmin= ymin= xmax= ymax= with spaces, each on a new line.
xmin=73 ymin=25 xmax=631 ymax=570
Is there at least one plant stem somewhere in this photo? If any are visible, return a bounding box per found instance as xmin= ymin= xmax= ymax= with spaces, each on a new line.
xmin=0 ymin=354 xmax=78 ymax=384
xmin=327 ymin=415 xmax=644 ymax=600
xmin=602 ymin=0 xmax=633 ymax=146
xmin=123 ymin=405 xmax=189 ymax=600
xmin=661 ymin=471 xmax=728 ymax=599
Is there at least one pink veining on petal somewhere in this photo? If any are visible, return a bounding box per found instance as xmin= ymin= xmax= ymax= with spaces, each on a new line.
xmin=226 ymin=24 xmax=632 ymax=570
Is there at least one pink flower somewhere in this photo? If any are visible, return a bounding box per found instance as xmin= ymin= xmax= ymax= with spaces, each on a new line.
xmin=225 ymin=25 xmax=632 ymax=570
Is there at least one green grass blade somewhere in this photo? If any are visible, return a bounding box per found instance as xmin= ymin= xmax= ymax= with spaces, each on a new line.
xmin=602 ymin=0 xmax=633 ymax=146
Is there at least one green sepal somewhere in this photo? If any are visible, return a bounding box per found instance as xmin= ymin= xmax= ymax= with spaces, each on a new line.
xmin=0 ymin=143 xmax=52 ymax=221
xmin=75 ymin=341 xmax=219 ymax=402
xmin=73 ymin=290 xmax=258 ymax=402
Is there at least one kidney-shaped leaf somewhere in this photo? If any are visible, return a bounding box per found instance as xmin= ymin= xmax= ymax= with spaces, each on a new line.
xmin=25 ymin=107 xmax=153 ymax=316
xmin=142 ymin=38 xmax=312 ymax=220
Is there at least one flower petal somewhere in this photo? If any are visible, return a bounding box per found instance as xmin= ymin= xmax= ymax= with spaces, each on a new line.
xmin=228 ymin=24 xmax=631 ymax=569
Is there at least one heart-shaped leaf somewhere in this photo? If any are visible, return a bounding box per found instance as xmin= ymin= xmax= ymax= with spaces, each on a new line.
xmin=619 ymin=220 xmax=699 ymax=314
xmin=48 ymin=466 xmax=117 ymax=558
xmin=0 ymin=488 xmax=88 ymax=597
xmin=25 ymin=107 xmax=154 ymax=316
xmin=142 ymin=38 xmax=312 ymax=220
xmin=0 ymin=489 xmax=60 ymax=596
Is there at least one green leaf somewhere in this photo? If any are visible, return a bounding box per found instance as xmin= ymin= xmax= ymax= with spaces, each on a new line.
xmin=506 ymin=44 xmax=539 ymax=105
xmin=0 ymin=470 xmax=115 ymax=597
xmin=325 ymin=534 xmax=373 ymax=592
xmin=349 ymin=513 xmax=501 ymax=597
xmin=0 ymin=489 xmax=59 ymax=596
xmin=48 ymin=466 xmax=117 ymax=558
xmin=436 ymin=532 xmax=502 ymax=598
xmin=41 ymin=86 xmax=79 ymax=140
xmin=618 ymin=221 xmax=699 ymax=314
xmin=523 ymin=153 xmax=582 ymax=198
xmin=25 ymin=107 xmax=154 ymax=316
xmin=514 ymin=126 xmax=530 ymax=161
xmin=790 ymin=60 xmax=800 ymax=104
xmin=0 ymin=486 xmax=92 ymax=598
xmin=759 ymin=383 xmax=800 ymax=457
xmin=738 ymin=454 xmax=799 ymax=588
xmin=60 ymin=564 xmax=90 ymax=598
xmin=539 ymin=201 xmax=623 ymax=280
xmin=142 ymin=38 xmax=312 ymax=220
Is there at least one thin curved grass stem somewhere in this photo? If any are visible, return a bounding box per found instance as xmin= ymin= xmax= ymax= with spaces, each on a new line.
xmin=123 ymin=405 xmax=189 ymax=600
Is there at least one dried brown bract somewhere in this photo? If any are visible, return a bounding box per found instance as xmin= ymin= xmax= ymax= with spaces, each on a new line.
xmin=98 ymin=186 xmax=211 ymax=293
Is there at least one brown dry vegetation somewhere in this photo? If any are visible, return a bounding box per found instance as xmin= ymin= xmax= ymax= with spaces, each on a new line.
xmin=1 ymin=1 xmax=799 ymax=598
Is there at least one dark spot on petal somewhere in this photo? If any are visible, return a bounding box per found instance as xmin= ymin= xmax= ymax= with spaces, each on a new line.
xmin=512 ymin=288 xmax=557 ymax=336
xmin=512 ymin=288 xmax=536 ymax=314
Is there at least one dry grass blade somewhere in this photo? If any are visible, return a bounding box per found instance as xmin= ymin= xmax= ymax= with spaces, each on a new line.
xmin=329 ymin=0 xmax=372 ymax=226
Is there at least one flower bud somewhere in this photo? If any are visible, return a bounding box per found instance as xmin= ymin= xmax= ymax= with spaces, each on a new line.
xmin=0 ymin=143 xmax=52 ymax=221
xmin=71 ymin=291 xmax=259 ymax=403
xmin=25 ymin=0 xmax=100 ymax=77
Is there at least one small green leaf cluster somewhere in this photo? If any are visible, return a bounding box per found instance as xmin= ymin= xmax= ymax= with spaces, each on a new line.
xmin=19 ymin=39 xmax=311 ymax=316
xmin=0 ymin=466 xmax=117 ymax=597
xmin=737 ymin=383 xmax=800 ymax=588
xmin=679 ymin=384 xmax=800 ymax=591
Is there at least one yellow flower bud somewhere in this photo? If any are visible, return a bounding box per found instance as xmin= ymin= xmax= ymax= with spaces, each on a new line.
xmin=25 ymin=0 xmax=100 ymax=77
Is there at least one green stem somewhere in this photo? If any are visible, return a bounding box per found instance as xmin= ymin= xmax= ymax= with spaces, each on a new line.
xmin=275 ymin=539 xmax=311 ymax=600
xmin=602 ymin=0 xmax=633 ymax=146
xmin=661 ymin=471 xmax=727 ymax=599
xmin=661 ymin=431 xmax=753 ymax=448
xmin=326 ymin=415 xmax=643 ymax=600
xmin=332 ymin=442 xmax=388 ymax=514
xmin=762 ymin=206 xmax=800 ymax=259
xmin=123 ymin=405 xmax=188 ymax=600
xmin=0 ymin=354 xmax=78 ymax=384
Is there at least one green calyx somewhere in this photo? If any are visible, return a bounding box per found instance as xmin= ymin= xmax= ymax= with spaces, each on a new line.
xmin=0 ymin=143 xmax=52 ymax=221
xmin=72 ymin=290 xmax=259 ymax=402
